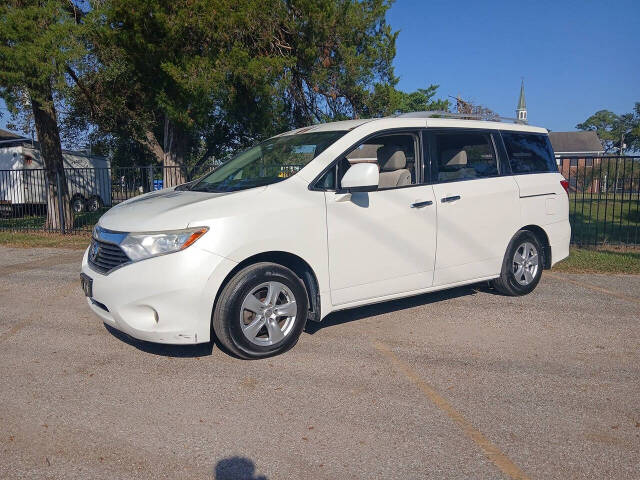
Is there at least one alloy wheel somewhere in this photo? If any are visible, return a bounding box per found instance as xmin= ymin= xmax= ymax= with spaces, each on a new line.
xmin=239 ymin=281 xmax=297 ymax=346
xmin=512 ymin=242 xmax=539 ymax=286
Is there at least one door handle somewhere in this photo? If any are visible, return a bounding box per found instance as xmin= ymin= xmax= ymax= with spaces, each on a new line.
xmin=441 ymin=195 xmax=461 ymax=203
xmin=411 ymin=200 xmax=433 ymax=208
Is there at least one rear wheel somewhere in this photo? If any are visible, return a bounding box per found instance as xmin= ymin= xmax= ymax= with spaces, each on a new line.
xmin=212 ymin=262 xmax=308 ymax=359
xmin=491 ymin=230 xmax=543 ymax=296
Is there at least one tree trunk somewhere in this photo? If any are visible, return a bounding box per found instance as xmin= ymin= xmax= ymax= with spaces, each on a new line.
xmin=143 ymin=116 xmax=187 ymax=188
xmin=30 ymin=84 xmax=73 ymax=232
xmin=289 ymin=72 xmax=311 ymax=128
xmin=144 ymin=129 xmax=166 ymax=164
xmin=162 ymin=115 xmax=187 ymax=188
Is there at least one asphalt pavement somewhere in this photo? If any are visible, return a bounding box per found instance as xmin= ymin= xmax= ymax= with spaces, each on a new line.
xmin=1 ymin=246 xmax=638 ymax=479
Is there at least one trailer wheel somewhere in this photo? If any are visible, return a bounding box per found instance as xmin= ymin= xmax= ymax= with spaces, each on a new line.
xmin=86 ymin=195 xmax=103 ymax=212
xmin=0 ymin=204 xmax=12 ymax=218
xmin=71 ymin=195 xmax=86 ymax=213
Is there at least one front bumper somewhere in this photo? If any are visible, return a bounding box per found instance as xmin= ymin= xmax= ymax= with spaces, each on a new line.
xmin=81 ymin=246 xmax=237 ymax=344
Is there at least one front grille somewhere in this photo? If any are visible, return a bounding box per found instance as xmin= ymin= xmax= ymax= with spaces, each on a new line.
xmin=88 ymin=239 xmax=130 ymax=274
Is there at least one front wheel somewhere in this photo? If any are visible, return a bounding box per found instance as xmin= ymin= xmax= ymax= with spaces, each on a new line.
xmin=491 ymin=230 xmax=543 ymax=296
xmin=212 ymin=262 xmax=308 ymax=359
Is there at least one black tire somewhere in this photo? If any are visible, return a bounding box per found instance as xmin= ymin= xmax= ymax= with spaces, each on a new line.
xmin=491 ymin=230 xmax=543 ymax=296
xmin=212 ymin=262 xmax=309 ymax=359
xmin=0 ymin=204 xmax=12 ymax=218
xmin=86 ymin=195 xmax=103 ymax=212
xmin=70 ymin=195 xmax=86 ymax=213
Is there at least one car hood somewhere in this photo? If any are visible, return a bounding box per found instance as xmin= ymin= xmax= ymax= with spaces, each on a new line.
xmin=97 ymin=187 xmax=261 ymax=231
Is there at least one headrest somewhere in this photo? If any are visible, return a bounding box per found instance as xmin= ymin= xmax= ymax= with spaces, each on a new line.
xmin=377 ymin=145 xmax=407 ymax=171
xmin=442 ymin=149 xmax=467 ymax=166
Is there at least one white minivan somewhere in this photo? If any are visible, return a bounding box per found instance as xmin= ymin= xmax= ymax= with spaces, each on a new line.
xmin=81 ymin=114 xmax=570 ymax=358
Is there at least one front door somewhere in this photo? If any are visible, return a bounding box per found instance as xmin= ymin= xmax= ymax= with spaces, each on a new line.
xmin=324 ymin=132 xmax=438 ymax=306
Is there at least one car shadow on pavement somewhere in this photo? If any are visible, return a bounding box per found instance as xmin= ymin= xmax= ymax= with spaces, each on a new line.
xmin=305 ymin=283 xmax=487 ymax=334
xmin=104 ymin=324 xmax=214 ymax=357
xmin=104 ymin=282 xmax=493 ymax=355
xmin=213 ymin=456 xmax=267 ymax=480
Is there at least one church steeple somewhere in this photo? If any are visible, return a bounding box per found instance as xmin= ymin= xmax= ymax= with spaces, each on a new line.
xmin=516 ymin=79 xmax=527 ymax=123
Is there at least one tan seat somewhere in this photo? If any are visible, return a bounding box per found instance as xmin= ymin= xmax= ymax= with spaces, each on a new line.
xmin=438 ymin=149 xmax=476 ymax=182
xmin=377 ymin=145 xmax=411 ymax=189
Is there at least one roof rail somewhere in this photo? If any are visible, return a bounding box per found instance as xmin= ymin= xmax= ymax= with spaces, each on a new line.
xmin=394 ymin=111 xmax=527 ymax=124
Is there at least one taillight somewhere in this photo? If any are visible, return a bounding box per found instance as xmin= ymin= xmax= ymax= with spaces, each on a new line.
xmin=560 ymin=180 xmax=569 ymax=195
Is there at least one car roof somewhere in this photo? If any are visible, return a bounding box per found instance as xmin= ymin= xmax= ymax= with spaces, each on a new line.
xmin=277 ymin=116 xmax=548 ymax=136
xmin=275 ymin=119 xmax=373 ymax=136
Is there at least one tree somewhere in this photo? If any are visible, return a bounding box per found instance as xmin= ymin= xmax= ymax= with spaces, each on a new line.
xmin=65 ymin=0 xmax=309 ymax=186
xmin=276 ymin=0 xmax=398 ymax=124
xmin=65 ymin=0 xmax=409 ymax=185
xmin=0 ymin=1 xmax=86 ymax=230
xmin=360 ymin=84 xmax=449 ymax=117
xmin=576 ymin=110 xmax=622 ymax=153
xmin=395 ymin=86 xmax=449 ymax=114
xmin=454 ymin=96 xmax=499 ymax=121
xmin=577 ymin=104 xmax=640 ymax=154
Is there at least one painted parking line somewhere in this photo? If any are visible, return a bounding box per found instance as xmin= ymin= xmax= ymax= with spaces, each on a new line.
xmin=374 ymin=341 xmax=531 ymax=480
xmin=546 ymin=272 xmax=640 ymax=305
xmin=0 ymin=253 xmax=81 ymax=276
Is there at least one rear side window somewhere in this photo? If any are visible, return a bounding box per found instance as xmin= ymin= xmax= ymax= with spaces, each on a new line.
xmin=431 ymin=131 xmax=499 ymax=183
xmin=501 ymin=132 xmax=557 ymax=174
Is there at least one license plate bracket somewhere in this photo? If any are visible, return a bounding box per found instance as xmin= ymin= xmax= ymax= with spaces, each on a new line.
xmin=80 ymin=273 xmax=93 ymax=298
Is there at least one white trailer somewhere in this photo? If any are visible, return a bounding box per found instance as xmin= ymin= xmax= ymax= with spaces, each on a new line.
xmin=0 ymin=145 xmax=111 ymax=215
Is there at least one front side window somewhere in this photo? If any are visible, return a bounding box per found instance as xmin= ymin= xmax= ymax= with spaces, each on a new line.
xmin=431 ymin=132 xmax=498 ymax=183
xmin=317 ymin=133 xmax=417 ymax=191
xmin=501 ymin=132 xmax=557 ymax=174
xmin=191 ymin=131 xmax=346 ymax=192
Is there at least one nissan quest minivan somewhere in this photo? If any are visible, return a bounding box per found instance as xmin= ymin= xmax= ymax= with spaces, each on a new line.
xmin=81 ymin=114 xmax=570 ymax=358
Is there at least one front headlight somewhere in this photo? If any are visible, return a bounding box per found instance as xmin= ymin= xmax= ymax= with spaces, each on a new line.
xmin=119 ymin=227 xmax=209 ymax=261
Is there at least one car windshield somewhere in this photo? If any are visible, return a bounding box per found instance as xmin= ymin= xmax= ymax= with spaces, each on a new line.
xmin=190 ymin=131 xmax=347 ymax=193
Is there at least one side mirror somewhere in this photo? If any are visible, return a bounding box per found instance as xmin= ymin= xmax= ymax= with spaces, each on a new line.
xmin=339 ymin=163 xmax=379 ymax=193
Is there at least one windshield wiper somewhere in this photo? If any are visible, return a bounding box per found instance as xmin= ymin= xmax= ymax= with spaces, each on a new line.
xmin=174 ymin=180 xmax=195 ymax=191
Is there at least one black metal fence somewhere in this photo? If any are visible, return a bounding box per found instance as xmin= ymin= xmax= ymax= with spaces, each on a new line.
xmin=0 ymin=165 xmax=212 ymax=234
xmin=559 ymin=156 xmax=640 ymax=246
xmin=2 ymin=157 xmax=640 ymax=246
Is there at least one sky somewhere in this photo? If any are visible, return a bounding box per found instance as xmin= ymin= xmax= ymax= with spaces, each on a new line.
xmin=2 ymin=0 xmax=639 ymax=135
xmin=387 ymin=0 xmax=640 ymax=131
